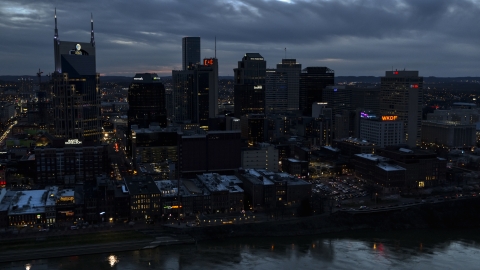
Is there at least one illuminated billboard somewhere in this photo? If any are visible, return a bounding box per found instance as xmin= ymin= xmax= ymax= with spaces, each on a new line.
xmin=203 ymin=58 xmax=214 ymax=66
xmin=381 ymin=115 xmax=398 ymax=121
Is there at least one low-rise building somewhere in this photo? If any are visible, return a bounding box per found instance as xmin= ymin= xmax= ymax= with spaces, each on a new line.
xmin=353 ymin=153 xmax=406 ymax=192
xmin=421 ymin=121 xmax=476 ymax=148
xmin=281 ymin=158 xmax=308 ymax=179
xmin=8 ymin=189 xmax=47 ymax=226
xmin=241 ymin=143 xmax=279 ymax=172
xmin=124 ymin=175 xmax=161 ymax=221
xmin=197 ymin=173 xmax=244 ymax=213
xmin=377 ymin=147 xmax=447 ymax=188
xmin=238 ymin=169 xmax=311 ymax=210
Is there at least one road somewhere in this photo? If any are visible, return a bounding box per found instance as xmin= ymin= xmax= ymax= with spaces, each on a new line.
xmin=0 ymin=119 xmax=16 ymax=145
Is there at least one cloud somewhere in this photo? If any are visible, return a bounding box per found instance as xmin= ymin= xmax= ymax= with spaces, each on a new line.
xmin=1 ymin=0 xmax=480 ymax=77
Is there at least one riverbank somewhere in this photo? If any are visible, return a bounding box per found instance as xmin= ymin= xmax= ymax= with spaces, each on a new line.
xmin=2 ymin=197 xmax=480 ymax=263
xmin=0 ymin=229 xmax=195 ymax=263
xmin=165 ymin=197 xmax=480 ymax=240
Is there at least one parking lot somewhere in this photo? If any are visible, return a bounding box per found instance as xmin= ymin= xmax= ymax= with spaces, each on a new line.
xmin=311 ymin=175 xmax=370 ymax=205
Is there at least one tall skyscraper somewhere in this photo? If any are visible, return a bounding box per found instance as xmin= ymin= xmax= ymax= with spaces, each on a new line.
xmin=233 ymin=53 xmax=267 ymax=118
xmin=172 ymin=69 xmax=195 ymax=123
xmin=172 ymin=57 xmax=218 ymax=127
xmin=380 ymin=70 xmax=423 ymax=148
xmin=323 ymin=85 xmax=352 ymax=139
xmin=52 ymin=10 xmax=101 ymax=143
xmin=127 ymin=73 xmax=167 ymax=155
xmin=182 ymin=37 xmax=200 ymax=70
xmin=195 ymin=58 xmax=219 ymax=128
xmin=276 ymin=59 xmax=301 ymax=111
xmin=128 ymin=73 xmax=167 ymax=128
xmin=299 ymin=67 xmax=334 ymax=116
xmin=265 ymin=69 xmax=288 ymax=114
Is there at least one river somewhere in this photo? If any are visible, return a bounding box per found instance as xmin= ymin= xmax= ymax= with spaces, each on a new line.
xmin=3 ymin=228 xmax=480 ymax=269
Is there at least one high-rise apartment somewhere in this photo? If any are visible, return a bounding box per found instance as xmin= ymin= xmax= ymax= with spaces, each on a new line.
xmin=52 ymin=11 xmax=101 ymax=143
xmin=182 ymin=37 xmax=200 ymax=70
xmin=299 ymin=67 xmax=334 ymax=116
xmin=380 ymin=70 xmax=423 ymax=148
xmin=233 ymin=53 xmax=267 ymax=117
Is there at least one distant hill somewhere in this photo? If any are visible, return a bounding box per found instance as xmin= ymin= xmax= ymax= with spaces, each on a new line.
xmin=336 ymin=76 xmax=379 ymax=84
xmin=1 ymin=75 xmax=479 ymax=84
xmin=336 ymin=76 xmax=480 ymax=84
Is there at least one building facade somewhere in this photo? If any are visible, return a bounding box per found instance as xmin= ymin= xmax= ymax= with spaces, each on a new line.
xmin=299 ymin=67 xmax=334 ymax=116
xmin=241 ymin=143 xmax=279 ymax=172
xmin=233 ymin=53 xmax=267 ymax=117
xmin=421 ymin=121 xmax=476 ymax=148
xmin=127 ymin=73 xmax=167 ymax=155
xmin=380 ymin=70 xmax=423 ymax=148
xmin=52 ymin=12 xmax=101 ymax=143
xmin=359 ymin=112 xmax=404 ymax=147
xmin=182 ymin=37 xmax=201 ymax=70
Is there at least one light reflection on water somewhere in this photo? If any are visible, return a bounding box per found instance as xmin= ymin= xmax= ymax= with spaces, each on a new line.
xmin=3 ymin=229 xmax=480 ymax=270
xmin=107 ymin=255 xmax=119 ymax=267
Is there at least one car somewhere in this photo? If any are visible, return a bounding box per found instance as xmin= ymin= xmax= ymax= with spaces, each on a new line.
xmin=70 ymin=226 xmax=78 ymax=230
xmin=39 ymin=228 xmax=48 ymax=232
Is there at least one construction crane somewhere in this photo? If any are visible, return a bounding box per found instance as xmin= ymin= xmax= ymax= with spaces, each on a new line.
xmin=36 ymin=68 xmax=43 ymax=89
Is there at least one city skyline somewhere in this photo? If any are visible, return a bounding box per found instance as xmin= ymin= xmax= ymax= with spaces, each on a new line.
xmin=2 ymin=0 xmax=480 ymax=77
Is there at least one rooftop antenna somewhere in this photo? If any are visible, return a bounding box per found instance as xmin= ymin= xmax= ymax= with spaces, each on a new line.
xmin=91 ymin=13 xmax=95 ymax=46
xmin=285 ymin=48 xmax=286 ymax=59
xmin=214 ymin=36 xmax=216 ymax=59
xmin=54 ymin=8 xmax=58 ymax=41
xmin=37 ymin=69 xmax=43 ymax=86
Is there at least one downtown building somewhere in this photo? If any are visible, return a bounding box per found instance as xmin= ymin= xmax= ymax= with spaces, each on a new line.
xmin=265 ymin=59 xmax=302 ymax=114
xmin=178 ymin=130 xmax=241 ymax=178
xmin=172 ymin=38 xmax=218 ymax=128
xmin=182 ymin=37 xmax=200 ymax=70
xmin=130 ymin=125 xmax=179 ymax=180
xmin=34 ymin=12 xmax=107 ymax=186
xmin=322 ymin=85 xmax=353 ymax=139
xmin=233 ymin=53 xmax=267 ymax=118
xmin=34 ymin=133 xmax=107 ymax=185
xmin=380 ymin=70 xmax=423 ymax=148
xmin=421 ymin=120 xmax=476 ymax=148
xmin=127 ymin=73 xmax=167 ymax=155
xmin=52 ymin=12 xmax=101 ymax=144
xmin=241 ymin=143 xmax=279 ymax=172
xmin=299 ymin=67 xmax=334 ymax=116
xmin=172 ymin=58 xmax=218 ymax=128
xmin=265 ymin=69 xmax=288 ymax=114
xmin=237 ymin=169 xmax=311 ymax=211
xmin=359 ymin=112 xmax=404 ymax=148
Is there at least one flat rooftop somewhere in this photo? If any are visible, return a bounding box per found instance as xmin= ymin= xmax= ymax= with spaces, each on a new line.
xmin=9 ymin=190 xmax=47 ymax=215
xmin=377 ymin=162 xmax=406 ymax=172
xmin=355 ymin=153 xmax=389 ymax=162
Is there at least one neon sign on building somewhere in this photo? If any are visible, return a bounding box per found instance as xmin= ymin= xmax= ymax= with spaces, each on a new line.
xmin=381 ymin=115 xmax=398 ymax=121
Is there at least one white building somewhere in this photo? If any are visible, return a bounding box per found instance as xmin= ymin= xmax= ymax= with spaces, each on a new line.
xmin=360 ymin=112 xmax=404 ymax=147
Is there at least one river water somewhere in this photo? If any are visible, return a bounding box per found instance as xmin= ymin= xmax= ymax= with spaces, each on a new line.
xmin=3 ymin=229 xmax=480 ymax=270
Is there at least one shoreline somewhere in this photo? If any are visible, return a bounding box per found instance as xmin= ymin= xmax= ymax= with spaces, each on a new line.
xmin=2 ymin=197 xmax=480 ymax=263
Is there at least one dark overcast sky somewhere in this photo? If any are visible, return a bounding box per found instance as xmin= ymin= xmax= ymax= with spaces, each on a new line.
xmin=1 ymin=0 xmax=480 ymax=77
